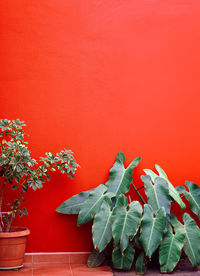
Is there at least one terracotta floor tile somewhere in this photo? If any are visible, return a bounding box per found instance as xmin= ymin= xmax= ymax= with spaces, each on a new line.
xmin=33 ymin=263 xmax=72 ymax=275
xmin=70 ymin=263 xmax=112 ymax=272
xmin=24 ymin=255 xmax=33 ymax=264
xmin=33 ymin=254 xmax=69 ymax=264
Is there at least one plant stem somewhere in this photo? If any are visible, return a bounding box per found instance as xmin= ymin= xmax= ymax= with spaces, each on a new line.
xmin=0 ymin=179 xmax=6 ymax=214
xmin=131 ymin=182 xmax=146 ymax=204
xmin=0 ymin=179 xmax=7 ymax=232
xmin=137 ymin=185 xmax=144 ymax=191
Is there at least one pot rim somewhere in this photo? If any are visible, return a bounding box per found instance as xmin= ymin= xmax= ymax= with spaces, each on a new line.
xmin=0 ymin=227 xmax=30 ymax=238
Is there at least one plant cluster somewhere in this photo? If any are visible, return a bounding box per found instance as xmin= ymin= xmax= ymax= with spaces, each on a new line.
xmin=57 ymin=152 xmax=200 ymax=274
xmin=0 ymin=119 xmax=79 ymax=232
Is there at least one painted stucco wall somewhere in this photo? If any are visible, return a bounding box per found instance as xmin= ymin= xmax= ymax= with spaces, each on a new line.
xmin=1 ymin=1 xmax=200 ymax=252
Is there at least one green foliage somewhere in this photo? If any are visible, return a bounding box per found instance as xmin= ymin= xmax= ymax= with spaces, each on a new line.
xmin=140 ymin=205 xmax=166 ymax=259
xmin=77 ymin=184 xmax=109 ymax=226
xmin=57 ymin=153 xmax=200 ymax=274
xmin=56 ymin=190 xmax=93 ymax=214
xmin=141 ymin=175 xmax=171 ymax=217
xmin=105 ymin=152 xmax=141 ymax=196
xmin=112 ymin=195 xmax=142 ymax=252
xmin=183 ymin=181 xmax=200 ymax=219
xmin=0 ymin=119 xmax=79 ymax=232
xmin=144 ymin=165 xmax=185 ymax=210
xmin=87 ymin=249 xmax=107 ymax=267
xmin=135 ymin=252 xmax=147 ymax=275
xmin=183 ymin=213 xmax=200 ymax=266
xmin=92 ymin=197 xmax=113 ymax=252
xmin=159 ymin=224 xmax=185 ymax=273
xmin=112 ymin=246 xmax=135 ymax=270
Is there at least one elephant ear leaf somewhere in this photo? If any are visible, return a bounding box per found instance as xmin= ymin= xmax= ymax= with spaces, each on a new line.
xmin=184 ymin=181 xmax=200 ymax=219
xmin=141 ymin=175 xmax=171 ymax=217
xmin=112 ymin=246 xmax=135 ymax=270
xmin=92 ymin=196 xmax=113 ymax=253
xmin=112 ymin=195 xmax=142 ymax=252
xmin=87 ymin=249 xmax=107 ymax=268
xmin=159 ymin=224 xmax=185 ymax=273
xmin=144 ymin=165 xmax=186 ymax=210
xmin=77 ymin=184 xmax=108 ymax=226
xmin=183 ymin=213 xmax=200 ymax=267
xmin=106 ymin=152 xmax=141 ymax=196
xmin=140 ymin=204 xmax=166 ymax=259
xmin=56 ymin=189 xmax=93 ymax=214
xmin=135 ymin=252 xmax=147 ymax=275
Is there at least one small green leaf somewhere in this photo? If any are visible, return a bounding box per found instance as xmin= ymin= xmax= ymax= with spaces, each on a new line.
xmin=135 ymin=252 xmax=147 ymax=275
xmin=11 ymin=185 xmax=18 ymax=190
xmin=112 ymin=246 xmax=135 ymax=270
xmin=87 ymin=249 xmax=107 ymax=268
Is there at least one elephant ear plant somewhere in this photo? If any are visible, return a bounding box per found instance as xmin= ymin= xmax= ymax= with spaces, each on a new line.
xmin=57 ymin=153 xmax=200 ymax=274
xmin=0 ymin=119 xmax=79 ymax=232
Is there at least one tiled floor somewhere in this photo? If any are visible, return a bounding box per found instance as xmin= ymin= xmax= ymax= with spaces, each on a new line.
xmin=0 ymin=253 xmax=113 ymax=276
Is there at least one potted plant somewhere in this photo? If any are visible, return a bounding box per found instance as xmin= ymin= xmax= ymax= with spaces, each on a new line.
xmin=0 ymin=119 xmax=79 ymax=270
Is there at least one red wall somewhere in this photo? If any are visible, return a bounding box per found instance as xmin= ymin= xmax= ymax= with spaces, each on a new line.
xmin=1 ymin=1 xmax=200 ymax=252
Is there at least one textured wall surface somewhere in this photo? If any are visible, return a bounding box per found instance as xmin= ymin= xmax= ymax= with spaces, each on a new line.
xmin=0 ymin=1 xmax=200 ymax=252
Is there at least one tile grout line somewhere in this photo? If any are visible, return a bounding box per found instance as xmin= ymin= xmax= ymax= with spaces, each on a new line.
xmin=69 ymin=263 xmax=73 ymax=276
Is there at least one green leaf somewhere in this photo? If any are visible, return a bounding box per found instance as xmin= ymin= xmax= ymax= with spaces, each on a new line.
xmin=92 ymin=197 xmax=113 ymax=252
xmin=11 ymin=185 xmax=18 ymax=190
xmin=184 ymin=181 xmax=200 ymax=219
xmin=106 ymin=152 xmax=141 ymax=196
xmin=56 ymin=189 xmax=93 ymax=214
xmin=87 ymin=249 xmax=106 ymax=267
xmin=142 ymin=175 xmax=171 ymax=216
xmin=159 ymin=224 xmax=185 ymax=273
xmin=77 ymin=184 xmax=108 ymax=226
xmin=112 ymin=246 xmax=135 ymax=270
xmin=112 ymin=195 xmax=142 ymax=252
xmin=144 ymin=165 xmax=186 ymax=210
xmin=176 ymin=185 xmax=186 ymax=194
xmin=140 ymin=204 xmax=166 ymax=258
xmin=183 ymin=213 xmax=200 ymax=267
xmin=135 ymin=252 xmax=147 ymax=275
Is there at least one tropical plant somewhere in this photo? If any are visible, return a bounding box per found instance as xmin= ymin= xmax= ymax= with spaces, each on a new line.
xmin=0 ymin=119 xmax=79 ymax=232
xmin=57 ymin=153 xmax=200 ymax=274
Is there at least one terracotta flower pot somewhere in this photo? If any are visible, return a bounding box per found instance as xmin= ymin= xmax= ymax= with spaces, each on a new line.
xmin=0 ymin=227 xmax=30 ymax=270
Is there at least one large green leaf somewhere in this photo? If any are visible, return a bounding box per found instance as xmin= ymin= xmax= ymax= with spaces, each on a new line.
xmin=112 ymin=195 xmax=142 ymax=252
xmin=184 ymin=181 xmax=200 ymax=219
xmin=183 ymin=213 xmax=200 ymax=267
xmin=56 ymin=189 xmax=93 ymax=214
xmin=144 ymin=165 xmax=185 ymax=210
xmin=135 ymin=252 xmax=147 ymax=275
xmin=141 ymin=175 xmax=171 ymax=216
xmin=92 ymin=197 xmax=112 ymax=252
xmin=159 ymin=224 xmax=185 ymax=273
xmin=77 ymin=184 xmax=108 ymax=226
xmin=112 ymin=246 xmax=135 ymax=270
xmin=106 ymin=152 xmax=141 ymax=196
xmin=140 ymin=204 xmax=166 ymax=258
